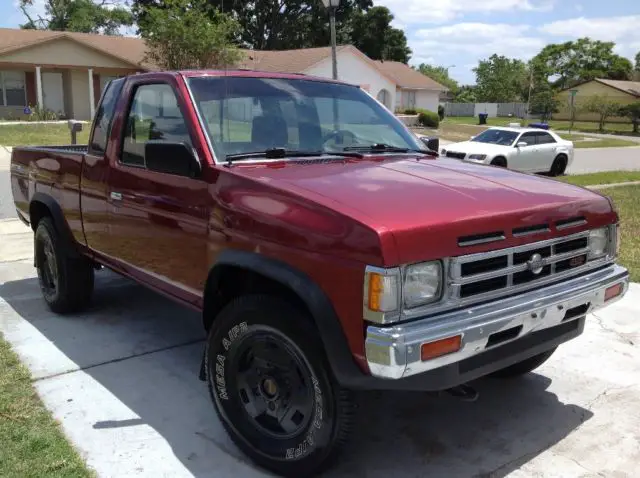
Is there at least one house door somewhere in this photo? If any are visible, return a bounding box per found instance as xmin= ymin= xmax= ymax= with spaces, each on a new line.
xmin=42 ymin=72 xmax=65 ymax=115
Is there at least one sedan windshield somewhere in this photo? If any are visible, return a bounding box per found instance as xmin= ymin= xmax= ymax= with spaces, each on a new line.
xmin=187 ymin=76 xmax=423 ymax=161
xmin=470 ymin=129 xmax=519 ymax=146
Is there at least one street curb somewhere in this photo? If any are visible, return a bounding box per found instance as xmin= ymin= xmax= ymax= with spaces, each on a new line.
xmin=587 ymin=181 xmax=640 ymax=190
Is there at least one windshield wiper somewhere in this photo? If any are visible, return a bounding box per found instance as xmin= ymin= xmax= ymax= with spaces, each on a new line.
xmin=343 ymin=143 xmax=437 ymax=156
xmin=225 ymin=147 xmax=364 ymax=164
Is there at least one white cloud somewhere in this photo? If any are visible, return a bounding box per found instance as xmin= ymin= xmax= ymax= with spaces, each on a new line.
xmin=410 ymin=23 xmax=545 ymax=63
xmin=377 ymin=0 xmax=554 ymax=26
xmin=539 ymin=15 xmax=640 ymax=58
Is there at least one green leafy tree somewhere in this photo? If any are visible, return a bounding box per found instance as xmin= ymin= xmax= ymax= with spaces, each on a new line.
xmin=635 ymin=52 xmax=640 ymax=71
xmin=139 ymin=0 xmax=242 ymax=70
xmin=531 ymin=38 xmax=633 ymax=90
xmin=416 ymin=64 xmax=458 ymax=93
xmin=619 ymin=102 xmax=640 ymax=134
xmin=349 ymin=6 xmax=411 ymax=62
xmin=453 ymin=85 xmax=476 ymax=103
xmin=133 ymin=0 xmax=373 ymax=51
xmin=20 ymin=0 xmax=133 ymax=34
xmin=528 ymin=84 xmax=559 ymax=122
xmin=473 ymin=54 xmax=528 ymax=102
xmin=581 ymin=95 xmax=622 ymax=132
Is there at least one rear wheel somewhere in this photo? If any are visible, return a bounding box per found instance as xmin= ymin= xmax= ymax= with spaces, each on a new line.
xmin=490 ymin=348 xmax=557 ymax=378
xmin=205 ymin=295 xmax=354 ymax=477
xmin=491 ymin=156 xmax=507 ymax=168
xmin=34 ymin=217 xmax=94 ymax=313
xmin=549 ymin=155 xmax=567 ymax=176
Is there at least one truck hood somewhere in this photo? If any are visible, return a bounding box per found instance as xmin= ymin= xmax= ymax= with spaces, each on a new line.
xmin=235 ymin=156 xmax=615 ymax=265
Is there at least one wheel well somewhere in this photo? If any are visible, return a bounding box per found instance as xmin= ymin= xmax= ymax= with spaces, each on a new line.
xmin=491 ymin=156 xmax=507 ymax=166
xmin=29 ymin=200 xmax=52 ymax=232
xmin=202 ymin=265 xmax=311 ymax=332
xmin=555 ymin=153 xmax=568 ymax=161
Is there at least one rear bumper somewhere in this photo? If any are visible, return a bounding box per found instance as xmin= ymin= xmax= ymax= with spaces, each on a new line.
xmin=365 ymin=264 xmax=629 ymax=383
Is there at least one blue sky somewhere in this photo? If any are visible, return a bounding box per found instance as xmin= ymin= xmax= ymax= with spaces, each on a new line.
xmin=2 ymin=0 xmax=639 ymax=84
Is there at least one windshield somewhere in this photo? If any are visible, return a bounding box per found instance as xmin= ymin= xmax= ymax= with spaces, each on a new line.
xmin=187 ymin=76 xmax=423 ymax=160
xmin=470 ymin=129 xmax=519 ymax=146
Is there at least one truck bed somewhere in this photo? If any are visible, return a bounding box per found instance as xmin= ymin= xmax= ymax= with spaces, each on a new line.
xmin=15 ymin=144 xmax=88 ymax=154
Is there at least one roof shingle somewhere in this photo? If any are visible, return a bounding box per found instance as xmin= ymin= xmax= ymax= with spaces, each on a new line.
xmin=373 ymin=60 xmax=448 ymax=90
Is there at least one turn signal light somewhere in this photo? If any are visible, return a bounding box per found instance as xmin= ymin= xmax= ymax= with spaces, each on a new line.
xmin=421 ymin=335 xmax=462 ymax=361
xmin=604 ymin=283 xmax=623 ymax=302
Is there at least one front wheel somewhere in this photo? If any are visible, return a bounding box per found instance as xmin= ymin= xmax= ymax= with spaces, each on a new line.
xmin=205 ymin=295 xmax=354 ymax=477
xmin=490 ymin=157 xmax=507 ymax=168
xmin=490 ymin=348 xmax=557 ymax=378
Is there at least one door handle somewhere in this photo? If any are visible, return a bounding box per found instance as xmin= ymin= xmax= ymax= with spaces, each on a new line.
xmin=110 ymin=191 xmax=123 ymax=201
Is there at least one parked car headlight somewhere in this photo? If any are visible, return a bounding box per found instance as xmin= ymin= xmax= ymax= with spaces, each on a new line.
xmin=404 ymin=261 xmax=442 ymax=308
xmin=588 ymin=227 xmax=609 ymax=258
xmin=468 ymin=154 xmax=487 ymax=161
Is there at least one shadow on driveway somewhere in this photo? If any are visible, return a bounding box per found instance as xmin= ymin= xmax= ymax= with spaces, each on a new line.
xmin=0 ymin=270 xmax=593 ymax=478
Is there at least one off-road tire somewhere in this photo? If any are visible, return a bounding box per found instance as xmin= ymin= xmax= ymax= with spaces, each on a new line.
xmin=34 ymin=217 xmax=94 ymax=313
xmin=205 ymin=294 xmax=355 ymax=477
xmin=549 ymin=155 xmax=567 ymax=176
xmin=490 ymin=348 xmax=557 ymax=378
xmin=491 ymin=156 xmax=507 ymax=168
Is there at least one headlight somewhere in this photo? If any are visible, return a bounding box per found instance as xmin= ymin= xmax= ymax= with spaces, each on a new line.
xmin=468 ymin=154 xmax=487 ymax=161
xmin=404 ymin=261 xmax=442 ymax=308
xmin=364 ymin=267 xmax=400 ymax=324
xmin=588 ymin=227 xmax=609 ymax=258
xmin=363 ymin=262 xmax=443 ymax=324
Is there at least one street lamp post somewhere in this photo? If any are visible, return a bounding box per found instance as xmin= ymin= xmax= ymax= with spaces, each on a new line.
xmin=322 ymin=0 xmax=340 ymax=80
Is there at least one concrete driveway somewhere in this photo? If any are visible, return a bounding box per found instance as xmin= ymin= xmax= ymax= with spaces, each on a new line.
xmin=567 ymin=146 xmax=640 ymax=174
xmin=1 ymin=216 xmax=639 ymax=478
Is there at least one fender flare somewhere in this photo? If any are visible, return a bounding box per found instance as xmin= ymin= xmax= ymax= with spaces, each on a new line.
xmin=30 ymin=192 xmax=81 ymax=258
xmin=204 ymin=249 xmax=367 ymax=387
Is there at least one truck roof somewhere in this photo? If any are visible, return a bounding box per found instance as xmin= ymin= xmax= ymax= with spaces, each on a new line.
xmin=148 ymin=69 xmax=351 ymax=85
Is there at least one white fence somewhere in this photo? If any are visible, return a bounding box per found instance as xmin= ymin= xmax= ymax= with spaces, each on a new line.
xmin=443 ymin=102 xmax=528 ymax=118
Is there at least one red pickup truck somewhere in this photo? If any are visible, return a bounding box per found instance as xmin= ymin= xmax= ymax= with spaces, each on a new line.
xmin=11 ymin=70 xmax=629 ymax=476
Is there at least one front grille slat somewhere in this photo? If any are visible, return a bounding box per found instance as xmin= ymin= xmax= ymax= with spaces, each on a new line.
xmin=450 ymin=231 xmax=596 ymax=299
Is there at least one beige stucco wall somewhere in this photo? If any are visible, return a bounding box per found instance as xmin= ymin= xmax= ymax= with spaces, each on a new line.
xmin=0 ymin=38 xmax=135 ymax=69
xmin=70 ymin=69 xmax=91 ymax=120
xmin=555 ymin=80 xmax=637 ymax=123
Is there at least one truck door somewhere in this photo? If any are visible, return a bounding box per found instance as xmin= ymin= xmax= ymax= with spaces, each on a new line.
xmin=102 ymin=78 xmax=211 ymax=307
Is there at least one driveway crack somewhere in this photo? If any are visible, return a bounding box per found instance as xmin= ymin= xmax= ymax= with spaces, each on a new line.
xmin=32 ymin=338 xmax=205 ymax=382
xmin=592 ymin=312 xmax=635 ymax=346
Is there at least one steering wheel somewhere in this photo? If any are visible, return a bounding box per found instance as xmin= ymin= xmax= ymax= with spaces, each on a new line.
xmin=322 ymin=129 xmax=357 ymax=148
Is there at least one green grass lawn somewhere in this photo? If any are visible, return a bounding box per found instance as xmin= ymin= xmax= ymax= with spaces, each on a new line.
xmin=560 ymin=171 xmax=640 ymax=187
xmin=0 ymin=336 xmax=92 ymax=477
xmin=601 ymin=185 xmax=640 ymax=282
xmin=0 ymin=124 xmax=90 ymax=147
xmin=558 ymin=134 xmax=638 ymax=149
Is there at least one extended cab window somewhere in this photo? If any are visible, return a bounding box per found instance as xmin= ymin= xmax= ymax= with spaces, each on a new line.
xmin=90 ymin=78 xmax=124 ymax=154
xmin=122 ymin=83 xmax=192 ymax=167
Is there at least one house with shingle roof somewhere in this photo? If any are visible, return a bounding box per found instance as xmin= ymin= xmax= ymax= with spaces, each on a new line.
xmin=556 ymin=78 xmax=640 ymax=122
xmin=0 ymin=27 xmax=445 ymax=120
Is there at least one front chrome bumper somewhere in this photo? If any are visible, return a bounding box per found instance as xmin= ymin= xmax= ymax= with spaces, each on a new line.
xmin=365 ymin=264 xmax=629 ymax=379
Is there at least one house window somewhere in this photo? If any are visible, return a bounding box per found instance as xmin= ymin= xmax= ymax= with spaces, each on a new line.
xmin=0 ymin=71 xmax=26 ymax=106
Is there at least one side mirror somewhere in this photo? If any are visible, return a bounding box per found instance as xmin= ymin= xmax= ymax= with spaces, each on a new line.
xmin=144 ymin=141 xmax=201 ymax=178
xmin=419 ymin=135 xmax=439 ymax=153
xmin=516 ymin=141 xmax=528 ymax=148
